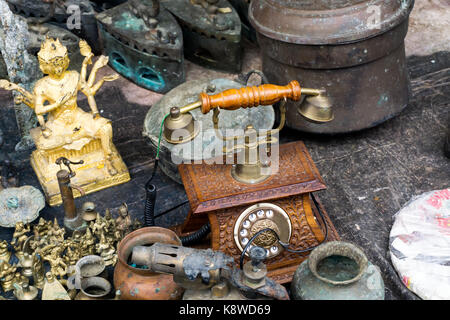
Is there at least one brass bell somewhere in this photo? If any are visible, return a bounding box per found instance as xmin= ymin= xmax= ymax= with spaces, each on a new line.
xmin=298 ymin=93 xmax=334 ymax=123
xmin=81 ymin=202 xmax=98 ymax=222
xmin=163 ymin=107 xmax=199 ymax=144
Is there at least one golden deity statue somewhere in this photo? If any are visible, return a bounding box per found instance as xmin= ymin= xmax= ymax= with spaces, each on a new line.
xmin=0 ymin=37 xmax=130 ymax=206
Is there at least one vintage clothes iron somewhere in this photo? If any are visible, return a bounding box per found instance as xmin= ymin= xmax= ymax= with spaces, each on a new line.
xmin=249 ymin=0 xmax=415 ymax=133
xmin=160 ymin=0 xmax=242 ymax=73
xmin=96 ymin=0 xmax=185 ymax=93
xmin=143 ymin=72 xmax=275 ymax=183
xmin=165 ymin=81 xmax=339 ymax=283
xmin=0 ymin=21 xmax=84 ymax=79
xmin=90 ymin=0 xmax=127 ymax=12
xmin=0 ymin=37 xmax=130 ymax=206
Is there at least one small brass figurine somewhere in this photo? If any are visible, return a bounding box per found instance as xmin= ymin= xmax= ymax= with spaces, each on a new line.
xmin=42 ymin=247 xmax=67 ymax=279
xmin=91 ymin=213 xmax=108 ymax=239
xmin=34 ymin=217 xmax=52 ymax=238
xmin=0 ymin=37 xmax=130 ymax=206
xmin=26 ymin=228 xmax=47 ymax=254
xmin=80 ymin=227 xmax=96 ymax=256
xmin=64 ymin=246 xmax=82 ymax=276
xmin=32 ymin=253 xmax=45 ymax=289
xmin=47 ymin=218 xmax=65 ymax=244
xmin=115 ymin=203 xmax=134 ymax=239
xmin=0 ymin=215 xmax=132 ymax=299
xmin=104 ymin=209 xmax=120 ymax=243
xmin=0 ymin=240 xmax=11 ymax=263
xmin=0 ymin=261 xmax=18 ymax=292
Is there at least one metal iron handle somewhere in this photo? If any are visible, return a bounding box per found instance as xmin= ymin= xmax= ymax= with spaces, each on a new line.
xmin=199 ymin=80 xmax=302 ymax=114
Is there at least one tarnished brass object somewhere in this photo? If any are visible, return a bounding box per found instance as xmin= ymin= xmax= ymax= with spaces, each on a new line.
xmin=115 ymin=203 xmax=134 ymax=239
xmin=0 ymin=213 xmax=131 ymax=299
xmin=81 ymin=202 xmax=98 ymax=222
xmin=0 ymin=37 xmax=130 ymax=206
xmin=11 ymin=222 xmax=31 ymax=254
xmin=56 ymin=158 xmax=88 ymax=233
xmin=249 ymin=0 xmax=414 ymax=134
xmin=95 ymin=233 xmax=117 ymax=266
xmin=298 ymin=93 xmax=334 ymax=123
xmin=18 ymin=252 xmax=34 ymax=277
xmin=42 ymin=272 xmax=71 ymax=300
xmin=0 ymin=240 xmax=11 ymax=263
xmin=229 ymin=124 xmax=272 ymax=185
xmin=215 ymin=98 xmax=286 ymax=184
xmin=42 ymin=246 xmax=68 ymax=279
xmin=163 ymin=107 xmax=200 ymax=144
xmin=14 ymin=282 xmax=38 ymax=300
xmin=32 ymin=254 xmax=45 ymax=289
xmin=164 ymin=81 xmax=332 ymax=184
xmin=67 ymin=254 xmax=111 ymax=300
xmin=12 ymin=272 xmax=29 ymax=290
xmin=131 ymin=242 xmax=290 ymax=300
xmin=0 ymin=261 xmax=17 ymax=292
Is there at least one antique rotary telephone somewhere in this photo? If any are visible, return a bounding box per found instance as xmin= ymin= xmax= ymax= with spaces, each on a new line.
xmin=153 ymin=80 xmax=338 ymax=282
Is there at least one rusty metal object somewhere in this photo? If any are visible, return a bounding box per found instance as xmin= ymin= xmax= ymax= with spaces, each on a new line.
xmin=96 ymin=1 xmax=184 ymax=93
xmin=113 ymin=227 xmax=184 ymax=300
xmin=160 ymin=0 xmax=242 ymax=73
xmin=249 ymin=0 xmax=415 ymax=134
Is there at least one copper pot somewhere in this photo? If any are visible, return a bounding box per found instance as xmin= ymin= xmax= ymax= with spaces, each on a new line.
xmin=114 ymin=227 xmax=184 ymax=300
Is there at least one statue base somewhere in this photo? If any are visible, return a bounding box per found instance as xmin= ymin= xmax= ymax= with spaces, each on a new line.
xmin=30 ymin=138 xmax=130 ymax=206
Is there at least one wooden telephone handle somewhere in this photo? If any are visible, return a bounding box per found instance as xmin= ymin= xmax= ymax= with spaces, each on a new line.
xmin=199 ymin=80 xmax=302 ymax=114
